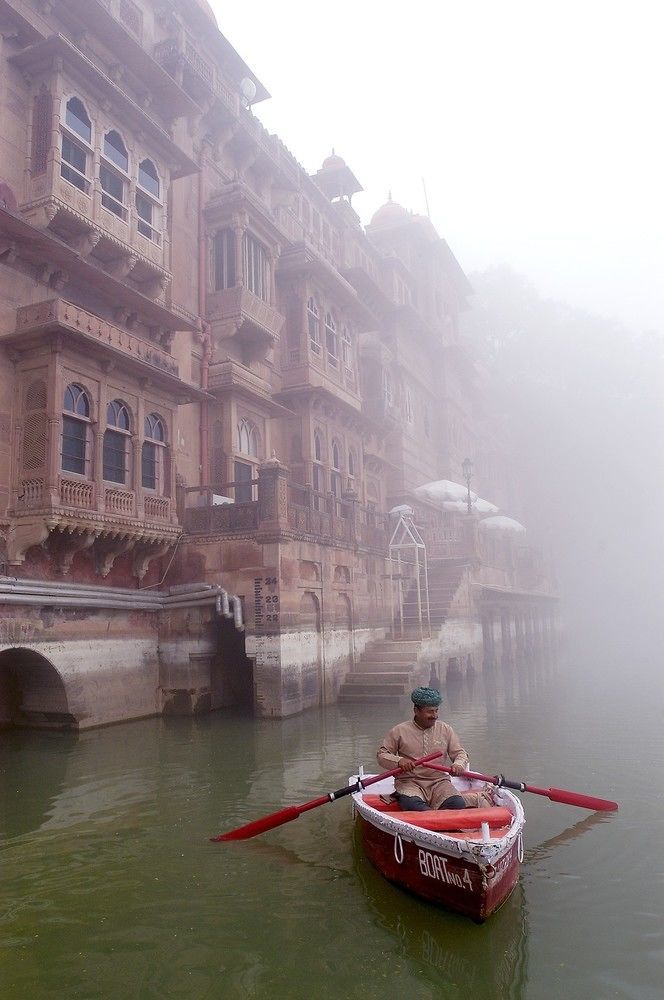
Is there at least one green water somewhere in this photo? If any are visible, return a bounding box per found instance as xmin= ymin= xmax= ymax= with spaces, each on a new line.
xmin=1 ymin=650 xmax=662 ymax=999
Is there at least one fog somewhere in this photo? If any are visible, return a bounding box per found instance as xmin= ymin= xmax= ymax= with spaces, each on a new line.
xmin=212 ymin=0 xmax=664 ymax=677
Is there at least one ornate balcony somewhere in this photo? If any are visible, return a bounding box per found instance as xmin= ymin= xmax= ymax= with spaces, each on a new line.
xmin=207 ymin=286 xmax=284 ymax=348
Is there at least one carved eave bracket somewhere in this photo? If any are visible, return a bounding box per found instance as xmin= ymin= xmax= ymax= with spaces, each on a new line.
xmin=94 ymin=532 xmax=136 ymax=578
xmin=132 ymin=538 xmax=175 ymax=582
xmin=47 ymin=525 xmax=100 ymax=575
xmin=6 ymin=517 xmax=53 ymax=566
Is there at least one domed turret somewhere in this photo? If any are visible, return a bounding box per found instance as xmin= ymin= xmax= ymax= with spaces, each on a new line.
xmin=369 ymin=195 xmax=409 ymax=228
xmin=314 ymin=150 xmax=363 ymax=203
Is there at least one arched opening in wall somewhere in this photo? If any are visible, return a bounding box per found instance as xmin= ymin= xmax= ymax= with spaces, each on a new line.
xmin=0 ymin=648 xmax=76 ymax=730
xmin=211 ymin=615 xmax=254 ymax=712
xmin=333 ymin=593 xmax=353 ymax=699
xmin=299 ymin=591 xmax=322 ymax=705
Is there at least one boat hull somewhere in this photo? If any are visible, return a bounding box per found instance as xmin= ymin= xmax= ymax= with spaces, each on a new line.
xmin=356 ymin=813 xmax=521 ymax=921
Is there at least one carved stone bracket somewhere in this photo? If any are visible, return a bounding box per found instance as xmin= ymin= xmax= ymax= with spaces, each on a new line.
xmin=94 ymin=533 xmax=135 ymax=577
xmin=132 ymin=539 xmax=173 ymax=581
xmin=70 ymin=230 xmax=101 ymax=258
xmin=6 ymin=517 xmax=52 ymax=565
xmin=48 ymin=526 xmax=99 ymax=575
xmin=106 ymin=254 xmax=137 ymax=280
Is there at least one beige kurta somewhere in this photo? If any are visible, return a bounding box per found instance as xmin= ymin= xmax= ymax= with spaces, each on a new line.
xmin=377 ymin=719 xmax=478 ymax=809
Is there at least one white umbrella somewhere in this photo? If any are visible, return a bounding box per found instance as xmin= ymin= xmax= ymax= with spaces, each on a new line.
xmin=479 ymin=515 xmax=526 ymax=534
xmin=415 ymin=480 xmax=478 ymax=504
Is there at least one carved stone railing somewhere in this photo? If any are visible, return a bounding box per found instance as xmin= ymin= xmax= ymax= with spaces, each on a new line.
xmin=105 ymin=488 xmax=135 ymax=516
xmin=183 ymin=502 xmax=259 ymax=535
xmin=18 ymin=478 xmax=45 ymax=508
xmin=60 ymin=478 xmax=94 ymax=509
xmin=144 ymin=496 xmax=170 ymax=520
xmin=207 ymin=286 xmax=284 ymax=342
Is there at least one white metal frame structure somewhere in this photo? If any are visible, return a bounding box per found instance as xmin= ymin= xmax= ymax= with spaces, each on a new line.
xmin=388 ymin=509 xmax=431 ymax=639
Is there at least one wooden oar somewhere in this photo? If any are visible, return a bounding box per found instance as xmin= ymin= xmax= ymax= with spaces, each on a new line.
xmin=211 ymin=750 xmax=444 ymax=842
xmin=424 ymin=762 xmax=618 ymax=812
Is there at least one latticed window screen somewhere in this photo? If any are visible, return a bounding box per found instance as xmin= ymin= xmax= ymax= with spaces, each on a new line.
xmin=31 ymin=90 xmax=52 ymax=176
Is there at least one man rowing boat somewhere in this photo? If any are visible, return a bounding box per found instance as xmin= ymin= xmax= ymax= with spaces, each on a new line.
xmin=377 ymin=686 xmax=492 ymax=811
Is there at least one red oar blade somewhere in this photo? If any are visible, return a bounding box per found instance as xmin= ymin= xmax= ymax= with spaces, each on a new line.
xmin=545 ymin=787 xmax=619 ymax=812
xmin=211 ymin=805 xmax=304 ymax=842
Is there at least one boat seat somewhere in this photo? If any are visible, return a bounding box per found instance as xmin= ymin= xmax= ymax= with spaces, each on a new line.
xmin=361 ymin=795 xmax=512 ymax=832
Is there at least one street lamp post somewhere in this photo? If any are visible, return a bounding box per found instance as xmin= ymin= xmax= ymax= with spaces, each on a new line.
xmin=462 ymin=457 xmax=473 ymax=514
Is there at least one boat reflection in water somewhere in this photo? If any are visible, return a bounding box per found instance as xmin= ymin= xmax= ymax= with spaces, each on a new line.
xmin=352 ymin=829 xmax=529 ymax=999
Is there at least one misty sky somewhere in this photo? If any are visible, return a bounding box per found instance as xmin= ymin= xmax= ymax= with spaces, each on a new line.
xmin=210 ymin=0 xmax=662 ymax=334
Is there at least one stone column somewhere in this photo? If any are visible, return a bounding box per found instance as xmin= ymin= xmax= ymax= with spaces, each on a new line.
xmin=257 ymin=458 xmax=289 ymax=538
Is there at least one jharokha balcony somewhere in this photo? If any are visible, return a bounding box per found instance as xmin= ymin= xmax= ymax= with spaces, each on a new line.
xmin=180 ymin=461 xmax=389 ymax=553
xmin=2 ymin=298 xmax=204 ymax=577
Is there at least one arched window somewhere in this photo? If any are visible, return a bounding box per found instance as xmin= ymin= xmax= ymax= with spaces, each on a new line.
xmin=383 ymin=369 xmax=393 ymax=407
xmin=348 ymin=448 xmax=356 ymax=479
xmin=342 ymin=326 xmax=353 ymax=370
xmin=405 ymin=387 xmax=414 ymax=425
xmin=101 ymin=131 xmax=128 ymax=220
xmin=325 ymin=312 xmax=338 ymax=366
xmin=103 ymin=130 xmax=128 ymax=172
xmin=330 ymin=439 xmax=342 ymax=498
xmin=65 ymin=97 xmax=91 ymax=143
xmin=237 ymin=418 xmax=259 ymax=458
xmin=314 ymin=430 xmax=323 ymax=462
xmin=62 ymin=383 xmax=91 ymax=475
xmin=61 ymin=97 xmax=91 ymax=192
xmin=103 ymin=400 xmax=131 ymax=484
xmin=307 ymin=298 xmax=321 ymax=355
xmin=142 ymin=413 xmax=166 ymax=490
xmin=136 ymin=159 xmax=161 ymax=244
xmin=138 ymin=158 xmax=159 ymax=198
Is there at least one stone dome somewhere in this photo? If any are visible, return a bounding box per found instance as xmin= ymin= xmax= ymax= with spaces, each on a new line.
xmin=321 ymin=151 xmax=347 ymax=170
xmin=369 ymin=197 xmax=409 ymax=227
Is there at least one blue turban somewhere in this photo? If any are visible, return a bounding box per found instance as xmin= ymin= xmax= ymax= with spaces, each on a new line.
xmin=411 ymin=686 xmax=442 ymax=707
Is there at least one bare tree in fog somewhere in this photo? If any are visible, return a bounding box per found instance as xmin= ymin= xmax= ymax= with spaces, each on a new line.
xmin=463 ymin=267 xmax=664 ymax=659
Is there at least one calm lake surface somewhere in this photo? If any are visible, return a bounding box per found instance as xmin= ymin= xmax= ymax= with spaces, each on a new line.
xmin=1 ymin=641 xmax=663 ymax=1000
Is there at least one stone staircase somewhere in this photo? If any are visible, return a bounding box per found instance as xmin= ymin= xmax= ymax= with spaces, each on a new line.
xmin=337 ymin=561 xmax=469 ymax=704
xmin=401 ymin=560 xmax=467 ymax=635
xmin=337 ymin=637 xmax=422 ymax=704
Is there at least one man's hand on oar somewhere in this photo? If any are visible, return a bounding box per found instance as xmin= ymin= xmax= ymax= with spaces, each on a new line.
xmin=211 ymin=750 xmax=444 ymax=842
xmin=424 ymin=762 xmax=618 ymax=812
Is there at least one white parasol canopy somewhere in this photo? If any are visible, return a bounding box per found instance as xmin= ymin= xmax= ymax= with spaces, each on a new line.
xmin=478 ymin=515 xmax=526 ymax=534
xmin=415 ymin=480 xmax=499 ymax=514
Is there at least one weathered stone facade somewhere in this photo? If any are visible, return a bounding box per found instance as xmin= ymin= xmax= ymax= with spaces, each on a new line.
xmin=0 ymin=0 xmax=556 ymax=728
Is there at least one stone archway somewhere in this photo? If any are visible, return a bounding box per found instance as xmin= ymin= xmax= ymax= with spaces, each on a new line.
xmin=0 ymin=648 xmax=76 ymax=730
xmin=299 ymin=591 xmax=323 ymax=706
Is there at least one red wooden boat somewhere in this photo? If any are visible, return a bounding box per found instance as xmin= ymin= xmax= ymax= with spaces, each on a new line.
xmin=351 ymin=774 xmax=525 ymax=922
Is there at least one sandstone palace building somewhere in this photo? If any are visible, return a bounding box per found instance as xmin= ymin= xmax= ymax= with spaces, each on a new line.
xmin=0 ymin=0 xmax=556 ymax=728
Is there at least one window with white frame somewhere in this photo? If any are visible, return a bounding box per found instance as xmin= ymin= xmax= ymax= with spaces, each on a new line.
xmin=307 ymin=298 xmax=321 ymax=355
xmin=383 ymin=369 xmax=393 ymax=407
xmin=100 ymin=130 xmax=128 ymax=221
xmin=214 ymin=229 xmax=236 ymax=290
xmin=405 ymin=386 xmax=414 ymax=424
xmin=331 ymin=439 xmax=342 ymax=497
xmin=103 ymin=399 xmax=131 ymax=484
xmin=325 ymin=312 xmax=338 ymax=366
xmin=242 ymin=233 xmax=269 ymax=301
xmin=60 ymin=97 xmax=92 ymax=193
xmin=136 ymin=158 xmax=161 ymax=244
xmin=237 ymin=417 xmax=259 ymax=458
xmin=141 ymin=412 xmax=166 ymax=490
xmin=342 ymin=326 xmax=353 ymax=371
xmin=62 ymin=383 xmax=91 ymax=475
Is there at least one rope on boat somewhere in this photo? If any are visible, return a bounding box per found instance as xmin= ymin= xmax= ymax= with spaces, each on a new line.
xmin=517 ymin=832 xmax=524 ymax=863
xmin=393 ymin=832 xmax=404 ymax=864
